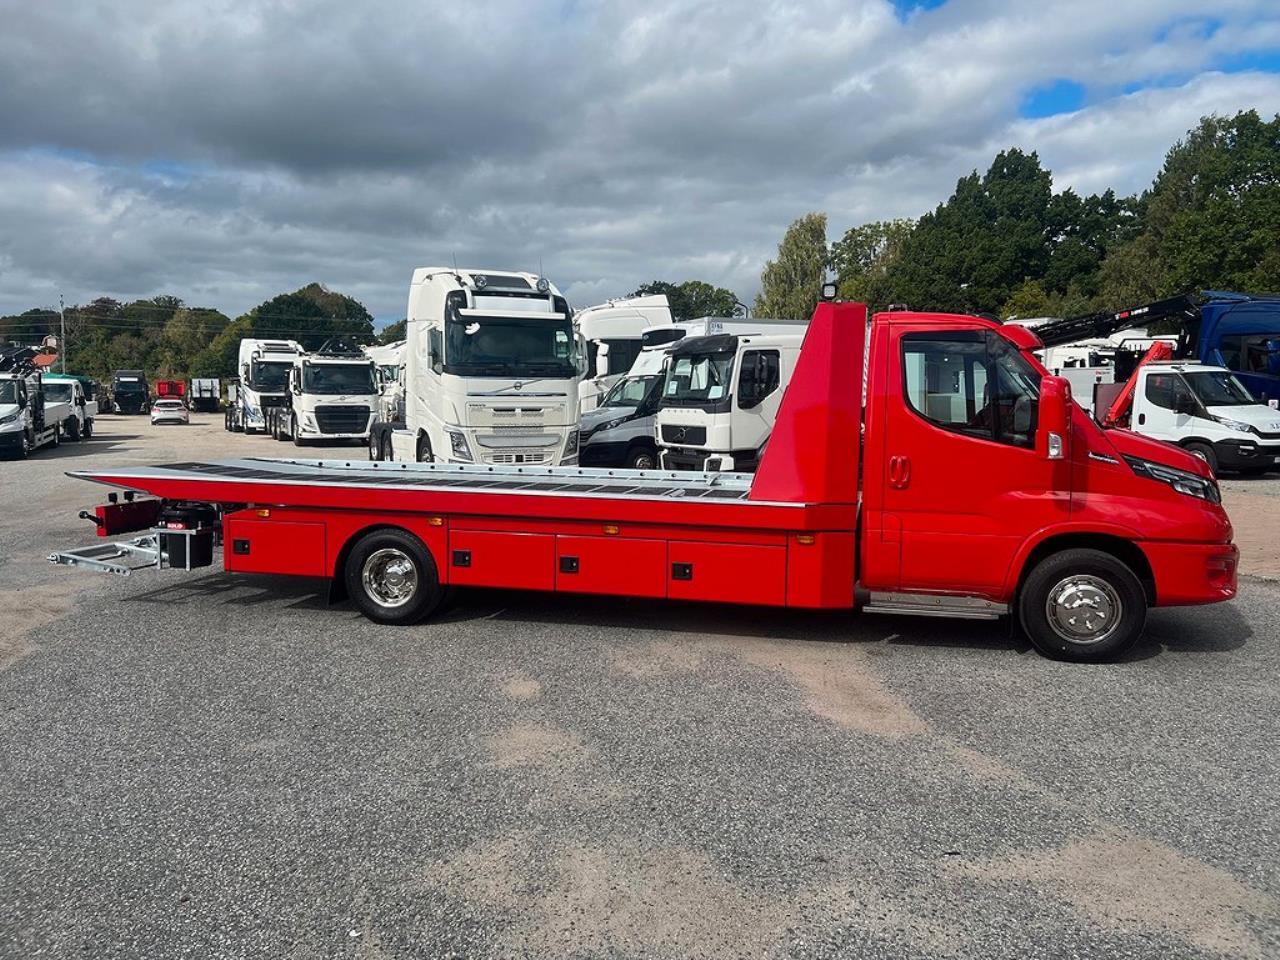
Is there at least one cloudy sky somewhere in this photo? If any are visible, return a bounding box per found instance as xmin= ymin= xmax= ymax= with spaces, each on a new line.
xmin=1 ymin=0 xmax=1279 ymax=323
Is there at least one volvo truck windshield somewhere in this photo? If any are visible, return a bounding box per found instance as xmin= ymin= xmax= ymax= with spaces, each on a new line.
xmin=302 ymin=363 xmax=376 ymax=395
xmin=250 ymin=361 xmax=292 ymax=392
xmin=444 ymin=314 xmax=577 ymax=378
xmin=662 ymin=350 xmax=735 ymax=409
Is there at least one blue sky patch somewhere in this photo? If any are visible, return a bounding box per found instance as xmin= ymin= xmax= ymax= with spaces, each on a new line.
xmin=1021 ymin=79 xmax=1086 ymax=119
xmin=891 ymin=0 xmax=946 ymax=22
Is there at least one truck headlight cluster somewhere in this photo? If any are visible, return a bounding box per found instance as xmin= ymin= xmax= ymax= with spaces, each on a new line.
xmin=0 ymin=412 xmax=19 ymax=426
xmin=1123 ymin=455 xmax=1221 ymax=504
xmin=564 ymin=429 xmax=580 ymax=456
xmin=1211 ymin=416 xmax=1253 ymax=434
xmin=448 ymin=430 xmax=473 ymax=461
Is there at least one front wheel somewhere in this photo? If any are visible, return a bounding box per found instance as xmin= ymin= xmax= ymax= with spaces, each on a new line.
xmin=343 ymin=529 xmax=443 ymax=625
xmin=626 ymin=446 xmax=658 ymax=470
xmin=83 ymin=418 xmax=93 ymax=439
xmin=1018 ymin=548 xmax=1147 ymax=662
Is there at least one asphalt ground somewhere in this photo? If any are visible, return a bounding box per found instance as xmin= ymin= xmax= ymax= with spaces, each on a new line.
xmin=1 ymin=414 xmax=1278 ymax=959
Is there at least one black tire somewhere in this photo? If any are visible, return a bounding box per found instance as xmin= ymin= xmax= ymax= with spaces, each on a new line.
xmin=1184 ymin=441 xmax=1218 ymax=475
xmin=416 ymin=432 xmax=433 ymax=463
xmin=51 ymin=425 xmax=60 ymax=447
xmin=1018 ymin=548 xmax=1147 ymax=662
xmin=343 ymin=528 xmax=442 ymax=625
xmin=19 ymin=429 xmax=32 ymax=459
xmin=626 ymin=445 xmax=658 ymax=470
xmin=83 ymin=418 xmax=93 ymax=439
xmin=64 ymin=417 xmax=81 ymax=441
xmin=368 ymin=430 xmax=380 ymax=461
xmin=291 ymin=416 xmax=305 ymax=447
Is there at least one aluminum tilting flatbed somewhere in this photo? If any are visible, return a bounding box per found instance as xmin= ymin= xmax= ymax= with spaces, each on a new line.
xmin=51 ymin=300 xmax=1238 ymax=662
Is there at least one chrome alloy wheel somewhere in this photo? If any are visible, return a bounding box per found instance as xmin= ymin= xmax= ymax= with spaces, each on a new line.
xmin=1045 ymin=575 xmax=1122 ymax=645
xmin=361 ymin=548 xmax=418 ymax=608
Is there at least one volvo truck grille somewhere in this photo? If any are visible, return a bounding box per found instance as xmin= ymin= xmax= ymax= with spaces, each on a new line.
xmin=661 ymin=424 xmax=707 ymax=445
xmin=315 ymin=405 xmax=370 ymax=433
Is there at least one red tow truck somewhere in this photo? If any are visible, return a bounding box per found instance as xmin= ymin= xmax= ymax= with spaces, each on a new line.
xmin=50 ymin=301 xmax=1237 ymax=661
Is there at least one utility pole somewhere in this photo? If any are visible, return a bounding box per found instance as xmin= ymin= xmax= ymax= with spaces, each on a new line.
xmin=59 ymin=295 xmax=66 ymax=372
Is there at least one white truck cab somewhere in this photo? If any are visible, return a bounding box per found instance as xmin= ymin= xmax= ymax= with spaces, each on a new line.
xmin=0 ymin=370 xmax=72 ymax=458
xmin=656 ymin=331 xmax=806 ymax=472
xmin=229 ymin=339 xmax=304 ymax=433
xmin=370 ymin=268 xmax=582 ymax=466
xmin=575 ymin=294 xmax=672 ymax=413
xmin=41 ymin=375 xmax=98 ymax=440
xmin=1128 ymin=361 xmax=1280 ymax=474
xmin=266 ymin=342 xmax=380 ymax=445
xmin=364 ymin=340 xmax=406 ymax=421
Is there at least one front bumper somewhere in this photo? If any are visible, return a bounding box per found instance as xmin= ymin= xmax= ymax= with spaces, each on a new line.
xmin=580 ymin=439 xmax=630 ymax=467
xmin=1142 ymin=540 xmax=1238 ymax=606
xmin=660 ymin=447 xmax=733 ymax=472
xmin=1212 ymin=438 xmax=1280 ymax=472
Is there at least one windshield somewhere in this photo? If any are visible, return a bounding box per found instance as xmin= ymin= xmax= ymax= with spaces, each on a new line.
xmin=43 ymin=382 xmax=73 ymax=401
xmin=1185 ymin=370 xmax=1257 ymax=406
xmin=603 ymin=375 xmax=659 ymax=408
xmin=249 ymin=360 xmax=291 ymax=392
xmin=0 ymin=382 xmax=18 ymax=404
xmin=115 ymin=380 xmax=145 ymax=393
xmin=663 ymin=352 xmax=735 ymax=405
xmin=378 ymin=364 xmax=399 ymax=383
xmin=445 ymin=315 xmax=578 ymax=378
xmin=303 ymin=363 xmax=376 ymax=395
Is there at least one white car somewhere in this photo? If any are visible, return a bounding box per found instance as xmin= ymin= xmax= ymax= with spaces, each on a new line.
xmin=150 ymin=399 xmax=190 ymax=425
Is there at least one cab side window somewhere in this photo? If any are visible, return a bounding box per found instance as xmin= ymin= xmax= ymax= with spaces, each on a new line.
xmin=900 ymin=332 xmax=1040 ymax=448
xmin=1145 ymin=373 xmax=1193 ymax=411
xmin=738 ymin=350 xmax=781 ymax=409
xmin=428 ymin=329 xmax=444 ymax=372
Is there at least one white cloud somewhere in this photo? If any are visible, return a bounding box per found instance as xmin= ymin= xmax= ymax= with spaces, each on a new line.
xmin=0 ymin=0 xmax=1277 ymax=318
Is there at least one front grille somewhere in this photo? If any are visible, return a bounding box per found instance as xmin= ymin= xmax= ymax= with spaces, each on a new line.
xmin=1256 ymin=431 xmax=1280 ymax=441
xmin=661 ymin=424 xmax=707 ymax=445
xmin=315 ymin=404 xmax=370 ymax=433
xmin=487 ymin=452 xmax=550 ymax=465
xmin=261 ymin=394 xmax=286 ymax=409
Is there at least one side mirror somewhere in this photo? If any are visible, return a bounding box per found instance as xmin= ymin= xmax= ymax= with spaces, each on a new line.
xmin=1039 ymin=375 xmax=1070 ymax=461
xmin=594 ymin=342 xmax=610 ymax=379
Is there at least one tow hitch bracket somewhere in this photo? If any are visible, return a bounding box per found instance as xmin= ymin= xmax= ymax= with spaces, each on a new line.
xmin=47 ymin=535 xmax=161 ymax=577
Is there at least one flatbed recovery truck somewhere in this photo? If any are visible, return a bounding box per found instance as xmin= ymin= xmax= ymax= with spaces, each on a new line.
xmin=50 ymin=301 xmax=1238 ymax=662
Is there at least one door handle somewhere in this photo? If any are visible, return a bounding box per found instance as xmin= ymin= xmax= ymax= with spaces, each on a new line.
xmin=889 ymin=455 xmax=912 ymax=489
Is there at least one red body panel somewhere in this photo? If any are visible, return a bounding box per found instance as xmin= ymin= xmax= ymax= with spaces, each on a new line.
xmin=225 ymin=517 xmax=327 ymax=577
xmin=556 ymin=536 xmax=668 ymax=598
xmin=448 ymin=530 xmax=557 ymax=591
xmin=667 ymin=541 xmax=787 ymax=607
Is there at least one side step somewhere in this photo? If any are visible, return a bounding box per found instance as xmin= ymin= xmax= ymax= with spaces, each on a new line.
xmin=863 ymin=591 xmax=1007 ymax=621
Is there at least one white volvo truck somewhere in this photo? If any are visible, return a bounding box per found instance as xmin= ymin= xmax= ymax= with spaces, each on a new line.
xmin=365 ymin=340 xmax=406 ymax=421
xmin=265 ymin=341 xmax=380 ymax=445
xmin=574 ymin=294 xmax=672 ymax=413
xmin=656 ymin=329 xmax=808 ymax=472
xmin=225 ymin=339 xmax=304 ymax=434
xmin=368 ymin=268 xmax=582 ymax=465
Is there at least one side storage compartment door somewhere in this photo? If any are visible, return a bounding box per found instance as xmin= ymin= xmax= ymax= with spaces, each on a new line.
xmin=448 ymin=530 xmax=556 ymax=591
xmin=667 ymin=541 xmax=787 ymax=607
xmin=225 ymin=516 xmax=328 ymax=577
xmin=556 ymin=536 xmax=667 ymax=598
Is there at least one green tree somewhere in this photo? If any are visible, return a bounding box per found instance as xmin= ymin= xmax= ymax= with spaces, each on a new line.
xmin=830 ymin=219 xmax=914 ymax=305
xmin=378 ymin=319 xmax=407 ymax=343
xmin=881 ymin=150 xmax=1054 ymax=314
xmin=1142 ymin=110 xmax=1280 ymax=295
xmin=754 ymin=212 xmax=829 ymax=321
xmin=629 ymin=280 xmax=741 ymax=321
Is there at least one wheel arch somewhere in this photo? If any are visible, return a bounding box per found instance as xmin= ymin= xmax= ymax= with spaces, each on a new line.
xmin=1012 ymin=531 xmax=1156 ymax=607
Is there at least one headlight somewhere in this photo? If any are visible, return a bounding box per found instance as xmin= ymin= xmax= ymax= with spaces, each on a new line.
xmin=1123 ymin=455 xmax=1221 ymax=504
xmin=448 ymin=430 xmax=473 ymax=461
xmin=244 ymin=405 xmax=262 ymax=422
xmin=1212 ymin=416 xmax=1254 ymax=434
xmin=564 ymin=429 xmax=580 ymax=455
xmin=605 ymin=417 xmax=628 ymax=431
xmin=0 ymin=412 xmax=18 ymax=425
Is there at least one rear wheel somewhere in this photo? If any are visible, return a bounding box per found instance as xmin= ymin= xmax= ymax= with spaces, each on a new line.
xmin=343 ymin=529 xmax=442 ymax=625
xmin=64 ymin=416 xmax=81 ymax=441
xmin=1018 ymin=548 xmax=1147 ymax=662
xmin=1184 ymin=441 xmax=1218 ymax=475
xmin=368 ymin=431 xmax=380 ymax=461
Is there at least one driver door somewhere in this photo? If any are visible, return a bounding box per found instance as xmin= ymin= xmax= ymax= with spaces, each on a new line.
xmin=880 ymin=327 xmax=1067 ymax=594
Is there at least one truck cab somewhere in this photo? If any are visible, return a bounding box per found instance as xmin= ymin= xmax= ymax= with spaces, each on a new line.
xmin=656 ymin=331 xmax=805 ymax=472
xmin=267 ymin=344 xmax=379 ymax=445
xmin=373 ymin=268 xmax=582 ymax=466
xmin=1199 ymin=292 xmax=1280 ymax=402
xmin=111 ymin=370 xmax=150 ymax=414
xmin=575 ymin=294 xmax=673 ymax=413
xmin=41 ymin=374 xmax=97 ymax=440
xmin=1123 ymin=362 xmax=1280 ymax=474
xmin=229 ymin=339 xmax=304 ymax=433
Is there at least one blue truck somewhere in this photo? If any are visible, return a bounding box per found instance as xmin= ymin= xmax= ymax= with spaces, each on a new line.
xmin=1196 ymin=291 xmax=1280 ymax=401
